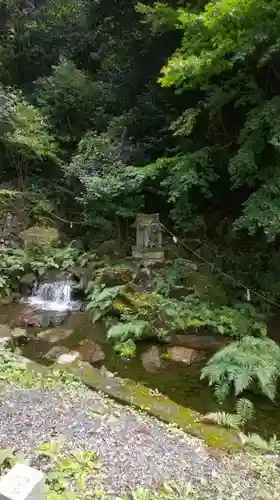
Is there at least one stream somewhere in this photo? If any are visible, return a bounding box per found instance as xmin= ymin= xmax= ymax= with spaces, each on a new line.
xmin=2 ymin=279 xmax=280 ymax=439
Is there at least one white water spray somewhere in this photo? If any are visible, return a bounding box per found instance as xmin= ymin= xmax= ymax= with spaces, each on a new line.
xmin=28 ymin=280 xmax=74 ymax=312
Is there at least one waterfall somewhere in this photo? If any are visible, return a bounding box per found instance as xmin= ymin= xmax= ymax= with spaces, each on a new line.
xmin=28 ymin=280 xmax=74 ymax=312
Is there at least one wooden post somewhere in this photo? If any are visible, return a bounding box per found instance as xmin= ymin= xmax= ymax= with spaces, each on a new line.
xmin=0 ymin=464 xmax=45 ymax=500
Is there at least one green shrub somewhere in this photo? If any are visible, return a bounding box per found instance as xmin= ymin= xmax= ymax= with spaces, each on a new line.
xmin=201 ymin=337 xmax=280 ymax=402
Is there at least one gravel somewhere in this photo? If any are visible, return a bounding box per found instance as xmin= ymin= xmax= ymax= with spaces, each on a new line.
xmin=0 ymin=386 xmax=264 ymax=497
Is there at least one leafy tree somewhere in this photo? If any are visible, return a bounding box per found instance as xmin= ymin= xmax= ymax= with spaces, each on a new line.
xmin=68 ymin=131 xmax=145 ymax=242
xmin=139 ymin=0 xmax=280 ymax=240
xmin=0 ymin=0 xmax=85 ymax=86
xmin=32 ymin=60 xmax=113 ymax=145
xmin=0 ymin=85 xmax=58 ymax=188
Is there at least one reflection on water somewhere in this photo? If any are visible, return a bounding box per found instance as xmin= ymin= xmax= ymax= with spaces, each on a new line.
xmin=1 ymin=303 xmax=280 ymax=439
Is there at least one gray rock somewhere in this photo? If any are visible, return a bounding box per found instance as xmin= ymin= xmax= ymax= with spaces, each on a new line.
xmin=37 ymin=328 xmax=73 ymax=343
xmin=57 ymin=350 xmax=80 ymax=365
xmin=44 ymin=346 xmax=70 ymax=362
xmin=77 ymin=340 xmax=105 ymax=363
xmin=11 ymin=327 xmax=27 ymax=339
xmin=100 ymin=365 xmax=115 ymax=378
xmin=141 ymin=346 xmax=161 ymax=373
xmin=0 ymin=324 xmax=11 ymax=339
xmin=19 ymin=226 xmax=60 ymax=248
xmin=166 ymin=346 xmax=198 ymax=365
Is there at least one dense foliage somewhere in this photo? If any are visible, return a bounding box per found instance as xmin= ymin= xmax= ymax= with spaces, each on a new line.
xmin=1 ymin=0 xmax=280 ymax=298
xmin=3 ymin=0 xmax=280 ymax=414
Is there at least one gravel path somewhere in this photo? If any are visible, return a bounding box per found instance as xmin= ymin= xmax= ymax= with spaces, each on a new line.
xmin=0 ymin=386 xmax=272 ymax=498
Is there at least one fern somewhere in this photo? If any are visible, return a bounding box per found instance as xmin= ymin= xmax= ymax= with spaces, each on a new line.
xmin=201 ymin=337 xmax=280 ymax=402
xmin=268 ymin=435 xmax=280 ymax=452
xmin=235 ymin=398 xmax=255 ymax=425
xmin=201 ymin=411 xmax=241 ymax=430
xmin=107 ymin=320 xmax=149 ymax=342
xmin=86 ymin=284 xmax=123 ymax=323
xmin=246 ymin=433 xmax=280 ymax=453
xmin=201 ymin=398 xmax=255 ymax=431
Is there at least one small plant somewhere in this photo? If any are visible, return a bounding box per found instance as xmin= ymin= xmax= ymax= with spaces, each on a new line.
xmin=172 ymin=295 xmax=267 ymax=339
xmin=0 ymin=244 xmax=90 ymax=297
xmin=153 ymin=259 xmax=188 ymax=297
xmin=36 ymin=441 xmax=63 ymax=461
xmin=114 ymin=339 xmax=137 ymax=358
xmin=36 ymin=441 xmax=99 ymax=498
xmin=201 ymin=398 xmax=255 ymax=430
xmin=247 ymin=433 xmax=280 ymax=452
xmin=0 ymin=350 xmax=83 ymax=393
xmin=0 ymin=448 xmax=26 ymax=474
xmin=131 ymin=481 xmax=199 ymax=500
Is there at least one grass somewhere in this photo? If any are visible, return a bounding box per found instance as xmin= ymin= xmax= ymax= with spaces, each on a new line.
xmin=0 ymin=349 xmax=84 ymax=395
xmin=1 ymin=441 xmax=280 ymax=499
xmin=35 ymin=440 xmax=100 ymax=500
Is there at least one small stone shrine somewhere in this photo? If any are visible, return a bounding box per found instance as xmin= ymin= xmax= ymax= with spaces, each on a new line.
xmin=132 ymin=213 xmax=164 ymax=261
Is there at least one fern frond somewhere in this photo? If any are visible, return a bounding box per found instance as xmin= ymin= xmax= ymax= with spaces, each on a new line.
xmin=107 ymin=320 xmax=149 ymax=342
xmin=234 ymin=370 xmax=253 ymax=395
xmin=268 ymin=435 xmax=280 ymax=452
xmin=202 ymin=336 xmax=280 ymax=402
xmin=258 ymin=377 xmax=277 ymax=401
xmin=247 ymin=433 xmax=280 ymax=453
xmin=201 ymin=412 xmax=241 ymax=430
xmin=213 ymin=381 xmax=230 ymax=402
xmin=235 ymin=398 xmax=255 ymax=425
xmin=246 ymin=433 xmax=272 ymax=452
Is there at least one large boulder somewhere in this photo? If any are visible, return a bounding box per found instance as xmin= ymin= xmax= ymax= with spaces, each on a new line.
xmin=56 ymin=350 xmax=80 ymax=365
xmin=44 ymin=345 xmax=70 ymax=362
xmin=77 ymin=339 xmax=105 ymax=364
xmin=95 ymin=266 xmax=133 ymax=287
xmin=166 ymin=346 xmax=200 ymax=365
xmin=20 ymin=309 xmax=69 ymax=328
xmin=19 ymin=272 xmax=37 ymax=295
xmin=169 ymin=334 xmax=229 ymax=352
xmin=20 ymin=272 xmax=37 ymax=286
xmin=113 ymin=286 xmax=161 ymax=315
xmin=20 ymin=226 xmax=60 ymax=248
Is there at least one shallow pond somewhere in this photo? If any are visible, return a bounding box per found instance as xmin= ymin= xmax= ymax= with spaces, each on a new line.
xmin=1 ymin=303 xmax=280 ymax=439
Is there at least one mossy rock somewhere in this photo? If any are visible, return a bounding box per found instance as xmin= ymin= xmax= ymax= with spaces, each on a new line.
xmin=20 ymin=226 xmax=60 ymax=248
xmin=112 ymin=286 xmax=162 ymax=316
xmin=124 ymin=289 xmax=161 ymax=312
xmin=95 ymin=266 xmax=133 ymax=287
xmin=68 ymin=362 xmax=243 ymax=453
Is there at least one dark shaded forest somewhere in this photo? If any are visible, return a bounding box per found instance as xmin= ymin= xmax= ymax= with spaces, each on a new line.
xmin=2 ymin=0 xmax=280 ymax=301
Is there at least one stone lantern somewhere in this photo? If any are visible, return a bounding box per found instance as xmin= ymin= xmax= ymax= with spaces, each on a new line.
xmin=132 ymin=213 xmax=164 ymax=261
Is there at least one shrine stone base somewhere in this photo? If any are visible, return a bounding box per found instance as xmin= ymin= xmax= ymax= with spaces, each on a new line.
xmin=132 ymin=246 xmax=165 ymax=261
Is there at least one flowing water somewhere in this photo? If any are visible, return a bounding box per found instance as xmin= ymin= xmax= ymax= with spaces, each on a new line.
xmin=27 ymin=280 xmax=74 ymax=311
xmin=1 ymin=281 xmax=280 ymax=439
